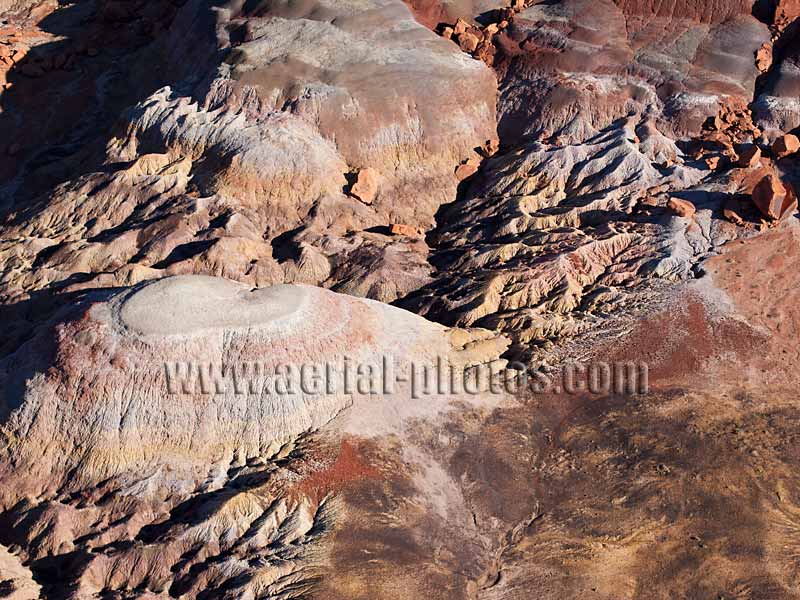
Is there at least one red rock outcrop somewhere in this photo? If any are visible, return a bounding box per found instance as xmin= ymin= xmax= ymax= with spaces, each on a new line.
xmin=737 ymin=144 xmax=762 ymax=167
xmin=349 ymin=168 xmax=380 ymax=205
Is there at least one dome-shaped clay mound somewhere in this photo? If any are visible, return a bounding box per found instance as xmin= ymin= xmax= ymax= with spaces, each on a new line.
xmin=0 ymin=276 xmax=509 ymax=506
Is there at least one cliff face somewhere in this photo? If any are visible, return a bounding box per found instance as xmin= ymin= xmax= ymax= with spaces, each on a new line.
xmin=2 ymin=0 xmax=800 ymax=598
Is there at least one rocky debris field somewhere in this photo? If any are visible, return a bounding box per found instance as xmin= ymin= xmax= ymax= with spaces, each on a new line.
xmin=2 ymin=0 xmax=800 ymax=598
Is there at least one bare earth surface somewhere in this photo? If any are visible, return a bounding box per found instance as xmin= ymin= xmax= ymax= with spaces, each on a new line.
xmin=2 ymin=0 xmax=800 ymax=598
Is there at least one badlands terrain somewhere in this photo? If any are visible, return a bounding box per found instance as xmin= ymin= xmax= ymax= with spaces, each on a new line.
xmin=2 ymin=0 xmax=800 ymax=597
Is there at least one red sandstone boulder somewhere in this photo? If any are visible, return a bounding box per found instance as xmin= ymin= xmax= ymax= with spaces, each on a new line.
xmin=349 ymin=168 xmax=380 ymax=204
xmin=389 ymin=223 xmax=422 ymax=237
xmin=772 ymin=134 xmax=800 ymax=159
xmin=667 ymin=198 xmax=696 ymax=218
xmin=481 ymin=138 xmax=499 ymax=157
xmin=454 ymin=162 xmax=478 ymax=181
xmin=737 ymin=145 xmax=761 ymax=168
xmin=453 ymin=18 xmax=469 ymax=35
xmin=752 ymin=174 xmax=797 ymax=220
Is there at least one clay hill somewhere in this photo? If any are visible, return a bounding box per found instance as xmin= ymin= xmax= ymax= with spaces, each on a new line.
xmin=1 ymin=0 xmax=800 ymax=598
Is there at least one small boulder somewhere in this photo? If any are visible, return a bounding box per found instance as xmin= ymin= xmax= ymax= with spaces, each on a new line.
xmin=704 ymin=156 xmax=720 ymax=170
xmin=756 ymin=42 xmax=772 ymax=73
xmin=453 ymin=18 xmax=469 ymax=35
xmin=772 ymin=134 xmax=800 ymax=159
xmin=736 ymin=145 xmax=761 ymax=168
xmin=10 ymin=47 xmax=28 ymax=63
xmin=349 ymin=168 xmax=380 ymax=204
xmin=752 ymin=173 xmax=797 ymax=220
xmin=455 ymin=162 xmax=478 ymax=181
xmin=389 ymin=224 xmax=422 ymax=237
xmin=481 ymin=138 xmax=499 ymax=157
xmin=667 ymin=198 xmax=696 ymax=218
xmin=458 ymin=31 xmax=480 ymax=53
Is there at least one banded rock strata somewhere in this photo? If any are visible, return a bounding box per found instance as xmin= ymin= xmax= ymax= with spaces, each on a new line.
xmin=0 ymin=275 xmax=509 ymax=597
xmin=0 ymin=0 xmax=497 ymax=316
xmin=2 ymin=0 xmax=800 ymax=597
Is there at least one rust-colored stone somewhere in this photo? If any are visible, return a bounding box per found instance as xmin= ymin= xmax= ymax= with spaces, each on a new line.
xmin=389 ymin=223 xmax=422 ymax=237
xmin=667 ymin=198 xmax=696 ymax=218
xmin=736 ymin=145 xmax=761 ymax=169
xmin=458 ymin=31 xmax=480 ymax=53
xmin=752 ymin=174 xmax=797 ymax=220
xmin=482 ymin=138 xmax=499 ymax=157
xmin=349 ymin=168 xmax=380 ymax=204
xmin=772 ymin=134 xmax=800 ymax=159
xmin=455 ymin=162 xmax=479 ymax=181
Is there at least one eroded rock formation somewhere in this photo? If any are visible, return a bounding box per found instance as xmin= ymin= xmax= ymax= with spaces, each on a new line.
xmin=0 ymin=275 xmax=509 ymax=596
xmin=3 ymin=0 xmax=800 ymax=597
